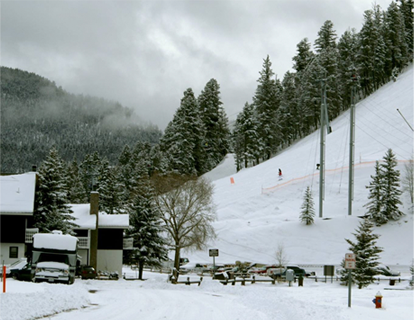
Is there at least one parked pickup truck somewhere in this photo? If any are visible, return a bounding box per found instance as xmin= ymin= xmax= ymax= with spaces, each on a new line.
xmin=267 ymin=265 xmax=308 ymax=279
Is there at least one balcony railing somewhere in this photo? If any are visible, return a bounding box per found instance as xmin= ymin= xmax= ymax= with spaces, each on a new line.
xmin=77 ymin=237 xmax=89 ymax=249
xmin=25 ymin=228 xmax=39 ymax=243
xmin=123 ymin=238 xmax=133 ymax=250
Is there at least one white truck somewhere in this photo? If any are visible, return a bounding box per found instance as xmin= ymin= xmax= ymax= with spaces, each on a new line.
xmin=31 ymin=231 xmax=78 ymax=284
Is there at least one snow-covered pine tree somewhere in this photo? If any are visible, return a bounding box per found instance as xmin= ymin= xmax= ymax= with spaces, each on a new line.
xmin=337 ymin=29 xmax=359 ymax=111
xmin=299 ymin=186 xmax=315 ymax=225
xmin=345 ymin=218 xmax=383 ymax=289
xmin=98 ymin=159 xmax=123 ymax=214
xmin=34 ymin=147 xmax=78 ymax=234
xmin=79 ymin=151 xmax=102 ymax=197
xmin=358 ymin=5 xmax=387 ymax=95
xmin=125 ymin=180 xmax=168 ymax=280
xmin=278 ymin=71 xmax=299 ymax=145
xmin=232 ymin=102 xmax=261 ymax=170
xmin=380 ymin=148 xmax=404 ymax=221
xmin=383 ymin=1 xmax=409 ymax=78
xmin=314 ymin=20 xmax=342 ymax=119
xmin=398 ymin=0 xmax=413 ymax=60
xmin=160 ymin=88 xmax=203 ymax=175
xmin=364 ymin=161 xmax=387 ymax=225
xmin=292 ymin=38 xmax=319 ymax=134
xmin=253 ymin=55 xmax=281 ymax=160
xmin=67 ymin=158 xmax=87 ymax=204
xmin=198 ymin=78 xmax=230 ymax=172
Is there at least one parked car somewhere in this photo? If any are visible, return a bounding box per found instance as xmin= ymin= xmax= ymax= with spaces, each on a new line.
xmin=33 ymin=261 xmax=71 ymax=284
xmin=10 ymin=261 xmax=33 ymax=281
xmin=267 ymin=265 xmax=308 ymax=279
xmin=2 ymin=258 xmax=27 ymax=278
xmin=79 ymin=265 xmax=97 ymax=279
xmin=377 ymin=264 xmax=400 ymax=277
xmin=248 ymin=265 xmax=283 ymax=276
xmin=180 ymin=262 xmax=210 ymax=274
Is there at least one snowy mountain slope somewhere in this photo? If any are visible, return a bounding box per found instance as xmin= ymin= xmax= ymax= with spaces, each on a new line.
xmin=191 ymin=64 xmax=413 ymax=266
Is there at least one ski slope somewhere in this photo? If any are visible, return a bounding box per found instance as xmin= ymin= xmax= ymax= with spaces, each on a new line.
xmin=197 ymin=64 xmax=413 ymax=266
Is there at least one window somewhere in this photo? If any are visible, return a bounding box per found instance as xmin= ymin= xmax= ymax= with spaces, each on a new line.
xmin=9 ymin=246 xmax=18 ymax=258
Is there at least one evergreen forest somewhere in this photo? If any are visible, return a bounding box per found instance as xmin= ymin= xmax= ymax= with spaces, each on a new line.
xmin=1 ymin=1 xmax=412 ymax=180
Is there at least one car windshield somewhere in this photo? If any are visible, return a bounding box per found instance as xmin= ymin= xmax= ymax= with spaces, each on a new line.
xmin=38 ymin=253 xmax=69 ymax=264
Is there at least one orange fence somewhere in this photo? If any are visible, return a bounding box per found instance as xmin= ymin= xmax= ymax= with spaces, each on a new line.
xmin=261 ymin=160 xmax=410 ymax=194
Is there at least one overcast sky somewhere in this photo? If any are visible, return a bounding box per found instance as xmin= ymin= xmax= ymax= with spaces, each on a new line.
xmin=1 ymin=0 xmax=394 ymax=130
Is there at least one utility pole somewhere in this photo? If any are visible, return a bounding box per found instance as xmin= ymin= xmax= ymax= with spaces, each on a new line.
xmin=348 ymin=76 xmax=357 ymax=216
xmin=319 ymin=75 xmax=330 ymax=218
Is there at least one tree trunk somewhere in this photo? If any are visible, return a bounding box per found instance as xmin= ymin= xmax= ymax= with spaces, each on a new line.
xmin=138 ymin=260 xmax=144 ymax=280
xmin=173 ymin=247 xmax=181 ymax=280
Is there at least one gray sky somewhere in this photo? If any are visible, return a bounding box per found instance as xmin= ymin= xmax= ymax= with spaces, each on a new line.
xmin=1 ymin=0 xmax=393 ymax=130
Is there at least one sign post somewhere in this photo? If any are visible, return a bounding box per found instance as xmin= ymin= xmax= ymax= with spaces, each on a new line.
xmin=345 ymin=253 xmax=356 ymax=307
xmin=209 ymin=249 xmax=219 ymax=279
xmin=2 ymin=265 xmax=6 ymax=293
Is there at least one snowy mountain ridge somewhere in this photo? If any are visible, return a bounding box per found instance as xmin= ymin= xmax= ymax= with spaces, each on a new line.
xmin=194 ymin=64 xmax=414 ymax=266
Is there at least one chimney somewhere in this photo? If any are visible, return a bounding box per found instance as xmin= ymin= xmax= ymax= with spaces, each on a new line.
xmin=32 ymin=165 xmax=37 ymax=172
xmin=89 ymin=192 xmax=99 ymax=271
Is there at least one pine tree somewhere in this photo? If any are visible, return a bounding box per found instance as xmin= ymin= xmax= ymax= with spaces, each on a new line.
xmin=383 ymin=1 xmax=409 ymax=78
xmin=380 ymin=149 xmax=404 ymax=221
xmin=397 ymin=0 xmax=413 ymax=60
xmin=364 ymin=161 xmax=387 ymax=225
xmin=198 ymin=78 xmax=230 ymax=171
xmin=253 ymin=55 xmax=281 ymax=160
xmin=98 ymin=160 xmax=123 ymax=214
xmin=232 ymin=102 xmax=260 ymax=170
xmin=314 ymin=20 xmax=342 ymax=119
xmin=338 ymin=29 xmax=359 ymax=111
xmin=364 ymin=150 xmax=404 ymax=224
xmin=67 ymin=158 xmax=87 ymax=203
xmin=160 ymin=88 xmax=203 ymax=175
xmin=345 ymin=218 xmax=383 ymax=289
xmin=292 ymin=38 xmax=315 ymax=73
xmin=79 ymin=152 xmax=101 ymax=197
xmin=299 ymin=186 xmax=315 ymax=225
xmin=125 ymin=181 xmax=168 ymax=280
xmin=359 ymin=5 xmax=388 ymax=95
xmin=34 ymin=147 xmax=78 ymax=234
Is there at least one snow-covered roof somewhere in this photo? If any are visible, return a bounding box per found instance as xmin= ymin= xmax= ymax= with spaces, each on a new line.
xmin=33 ymin=232 xmax=78 ymax=251
xmin=99 ymin=212 xmax=129 ymax=229
xmin=0 ymin=172 xmax=37 ymax=215
xmin=71 ymin=204 xmax=97 ymax=229
xmin=70 ymin=203 xmax=129 ymax=229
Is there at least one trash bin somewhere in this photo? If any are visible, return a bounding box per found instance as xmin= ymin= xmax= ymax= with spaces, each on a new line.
xmin=298 ymin=276 xmax=304 ymax=286
xmin=389 ymin=279 xmax=395 ymax=286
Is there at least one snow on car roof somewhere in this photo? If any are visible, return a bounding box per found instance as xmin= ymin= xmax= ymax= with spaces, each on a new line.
xmin=33 ymin=233 xmax=78 ymax=251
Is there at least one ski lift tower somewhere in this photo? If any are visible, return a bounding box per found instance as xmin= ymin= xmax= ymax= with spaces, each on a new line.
xmin=348 ymin=74 xmax=359 ymax=216
xmin=319 ymin=73 xmax=331 ymax=218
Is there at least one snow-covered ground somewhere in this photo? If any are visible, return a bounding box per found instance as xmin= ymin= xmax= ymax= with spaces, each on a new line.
xmin=0 ymin=65 xmax=412 ymax=319
xmin=0 ymin=268 xmax=412 ymax=320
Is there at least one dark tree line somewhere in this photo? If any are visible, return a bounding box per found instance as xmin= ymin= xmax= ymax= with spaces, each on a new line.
xmin=233 ymin=1 xmax=413 ymax=170
xmin=0 ymin=66 xmax=162 ymax=173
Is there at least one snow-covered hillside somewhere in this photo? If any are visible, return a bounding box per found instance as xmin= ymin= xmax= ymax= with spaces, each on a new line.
xmin=196 ymin=64 xmax=414 ymax=266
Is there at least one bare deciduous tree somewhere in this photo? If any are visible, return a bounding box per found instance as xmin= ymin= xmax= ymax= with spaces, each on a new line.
xmin=275 ymin=242 xmax=288 ymax=273
xmin=153 ymin=176 xmax=216 ymax=279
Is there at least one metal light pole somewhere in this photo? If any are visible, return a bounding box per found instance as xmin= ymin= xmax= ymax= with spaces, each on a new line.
xmin=319 ymin=75 xmax=330 ymax=218
xmin=348 ymin=79 xmax=357 ymax=216
xmin=319 ymin=79 xmax=326 ymax=218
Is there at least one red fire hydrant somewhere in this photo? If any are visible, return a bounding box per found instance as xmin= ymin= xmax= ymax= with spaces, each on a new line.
xmin=372 ymin=291 xmax=383 ymax=308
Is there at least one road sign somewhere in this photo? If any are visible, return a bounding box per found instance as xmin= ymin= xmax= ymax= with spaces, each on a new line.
xmin=209 ymin=249 xmax=219 ymax=257
xmin=345 ymin=253 xmax=356 ymax=269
